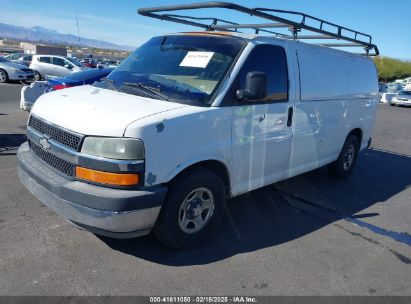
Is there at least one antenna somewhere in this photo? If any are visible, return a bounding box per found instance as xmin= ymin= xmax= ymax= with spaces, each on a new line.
xmin=76 ymin=10 xmax=81 ymax=45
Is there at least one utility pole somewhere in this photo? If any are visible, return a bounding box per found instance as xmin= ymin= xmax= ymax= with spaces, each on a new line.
xmin=76 ymin=10 xmax=81 ymax=45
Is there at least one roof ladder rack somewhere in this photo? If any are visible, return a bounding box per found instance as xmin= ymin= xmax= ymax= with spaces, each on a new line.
xmin=137 ymin=1 xmax=379 ymax=56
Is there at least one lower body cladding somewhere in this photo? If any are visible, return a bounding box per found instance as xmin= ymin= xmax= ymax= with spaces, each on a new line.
xmin=17 ymin=142 xmax=167 ymax=238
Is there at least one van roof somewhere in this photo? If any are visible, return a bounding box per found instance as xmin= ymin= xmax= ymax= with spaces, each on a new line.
xmin=138 ymin=1 xmax=379 ymax=56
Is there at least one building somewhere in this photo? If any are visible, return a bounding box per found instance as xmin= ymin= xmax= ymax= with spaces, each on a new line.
xmin=22 ymin=43 xmax=67 ymax=56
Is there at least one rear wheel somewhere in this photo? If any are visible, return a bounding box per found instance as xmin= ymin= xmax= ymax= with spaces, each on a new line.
xmin=329 ymin=134 xmax=360 ymax=179
xmin=0 ymin=69 xmax=8 ymax=83
xmin=154 ymin=168 xmax=226 ymax=249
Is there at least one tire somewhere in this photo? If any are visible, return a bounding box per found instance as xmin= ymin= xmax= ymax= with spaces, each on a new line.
xmin=33 ymin=70 xmax=42 ymax=81
xmin=329 ymin=134 xmax=360 ymax=179
xmin=0 ymin=69 xmax=9 ymax=83
xmin=154 ymin=168 xmax=226 ymax=249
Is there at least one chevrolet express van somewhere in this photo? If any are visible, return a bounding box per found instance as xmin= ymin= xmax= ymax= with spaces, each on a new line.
xmin=17 ymin=4 xmax=379 ymax=249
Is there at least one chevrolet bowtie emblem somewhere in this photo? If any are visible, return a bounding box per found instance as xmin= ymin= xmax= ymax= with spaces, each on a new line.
xmin=39 ymin=136 xmax=51 ymax=150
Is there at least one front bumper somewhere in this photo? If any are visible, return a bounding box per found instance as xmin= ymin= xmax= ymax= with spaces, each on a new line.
xmin=17 ymin=142 xmax=167 ymax=238
xmin=391 ymin=99 xmax=411 ymax=106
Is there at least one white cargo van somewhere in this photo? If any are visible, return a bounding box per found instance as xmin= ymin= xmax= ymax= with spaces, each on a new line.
xmin=17 ymin=2 xmax=379 ymax=249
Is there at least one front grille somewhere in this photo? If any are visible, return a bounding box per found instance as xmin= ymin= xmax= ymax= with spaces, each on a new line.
xmin=29 ymin=116 xmax=82 ymax=151
xmin=21 ymin=69 xmax=33 ymax=73
xmin=30 ymin=141 xmax=75 ymax=177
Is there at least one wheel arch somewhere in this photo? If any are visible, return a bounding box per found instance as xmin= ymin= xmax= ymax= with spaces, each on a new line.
xmin=32 ymin=69 xmax=43 ymax=79
xmin=0 ymin=68 xmax=9 ymax=82
xmin=348 ymin=127 xmax=363 ymax=144
xmin=167 ymin=159 xmax=232 ymax=198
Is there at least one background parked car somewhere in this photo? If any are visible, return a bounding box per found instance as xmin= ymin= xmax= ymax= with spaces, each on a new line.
xmin=80 ymin=58 xmax=97 ymax=68
xmin=2 ymin=53 xmax=33 ymax=67
xmin=379 ymin=82 xmax=403 ymax=103
xmin=386 ymin=82 xmax=403 ymax=93
xmin=390 ymin=90 xmax=411 ymax=107
xmin=96 ymin=60 xmax=119 ymax=68
xmin=29 ymin=55 xmax=87 ymax=81
xmin=20 ymin=67 xmax=114 ymax=111
xmin=0 ymin=56 xmax=34 ymax=83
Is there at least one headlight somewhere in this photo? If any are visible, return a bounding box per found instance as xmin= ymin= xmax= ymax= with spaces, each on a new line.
xmin=81 ymin=137 xmax=144 ymax=160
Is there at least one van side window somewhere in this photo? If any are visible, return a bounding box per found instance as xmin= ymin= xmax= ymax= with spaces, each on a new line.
xmin=236 ymin=44 xmax=288 ymax=102
xmin=39 ymin=57 xmax=51 ymax=63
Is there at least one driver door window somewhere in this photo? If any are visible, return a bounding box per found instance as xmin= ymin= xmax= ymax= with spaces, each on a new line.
xmin=52 ymin=57 xmax=66 ymax=67
xmin=64 ymin=60 xmax=74 ymax=69
xmin=235 ymin=44 xmax=289 ymax=103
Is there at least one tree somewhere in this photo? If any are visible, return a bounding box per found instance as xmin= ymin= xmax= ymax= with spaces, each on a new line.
xmin=373 ymin=57 xmax=411 ymax=82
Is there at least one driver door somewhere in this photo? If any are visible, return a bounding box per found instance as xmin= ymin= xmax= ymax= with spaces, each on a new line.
xmin=231 ymin=44 xmax=294 ymax=195
xmin=52 ymin=57 xmax=72 ymax=76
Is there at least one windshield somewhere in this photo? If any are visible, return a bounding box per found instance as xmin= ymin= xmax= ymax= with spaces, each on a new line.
xmin=93 ymin=35 xmax=246 ymax=105
xmin=399 ymin=91 xmax=411 ymax=96
xmin=66 ymin=57 xmax=83 ymax=67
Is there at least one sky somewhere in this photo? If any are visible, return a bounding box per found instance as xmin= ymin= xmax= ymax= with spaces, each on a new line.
xmin=0 ymin=0 xmax=410 ymax=59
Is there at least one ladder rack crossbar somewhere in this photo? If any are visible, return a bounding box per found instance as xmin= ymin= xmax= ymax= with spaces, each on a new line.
xmin=137 ymin=1 xmax=379 ymax=56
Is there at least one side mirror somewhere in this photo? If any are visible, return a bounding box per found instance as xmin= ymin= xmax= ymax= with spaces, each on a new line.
xmin=64 ymin=64 xmax=72 ymax=70
xmin=236 ymin=71 xmax=267 ymax=101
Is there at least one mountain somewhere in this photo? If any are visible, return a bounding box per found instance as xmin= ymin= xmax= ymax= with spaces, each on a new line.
xmin=0 ymin=23 xmax=135 ymax=51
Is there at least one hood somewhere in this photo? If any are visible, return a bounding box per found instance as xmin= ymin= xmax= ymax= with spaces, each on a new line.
xmin=31 ymin=85 xmax=187 ymax=137
xmin=0 ymin=61 xmax=28 ymax=70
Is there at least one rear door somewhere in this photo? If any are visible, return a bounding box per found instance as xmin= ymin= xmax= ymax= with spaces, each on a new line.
xmin=231 ymin=43 xmax=294 ymax=195
xmin=37 ymin=56 xmax=54 ymax=76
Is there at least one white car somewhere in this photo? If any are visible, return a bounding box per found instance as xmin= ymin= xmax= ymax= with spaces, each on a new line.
xmin=2 ymin=53 xmax=32 ymax=66
xmin=29 ymin=55 xmax=86 ymax=81
xmin=390 ymin=91 xmax=411 ymax=106
xmin=0 ymin=57 xmax=34 ymax=83
xmin=379 ymin=82 xmax=403 ymax=103
xmin=17 ymin=4 xmax=379 ymax=249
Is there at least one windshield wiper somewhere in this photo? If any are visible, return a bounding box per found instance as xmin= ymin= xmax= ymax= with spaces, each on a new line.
xmin=122 ymin=82 xmax=169 ymax=101
xmin=100 ymin=77 xmax=117 ymax=91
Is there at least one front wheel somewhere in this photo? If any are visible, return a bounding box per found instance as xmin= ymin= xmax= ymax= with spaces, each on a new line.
xmin=329 ymin=134 xmax=360 ymax=179
xmin=0 ymin=69 xmax=8 ymax=83
xmin=154 ymin=168 xmax=226 ymax=249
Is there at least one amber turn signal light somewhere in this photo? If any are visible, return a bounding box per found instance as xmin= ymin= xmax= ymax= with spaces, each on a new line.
xmin=75 ymin=166 xmax=139 ymax=186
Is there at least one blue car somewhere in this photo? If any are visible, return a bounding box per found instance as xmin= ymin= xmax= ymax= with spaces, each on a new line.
xmin=45 ymin=67 xmax=114 ymax=91
xmin=21 ymin=67 xmax=114 ymax=111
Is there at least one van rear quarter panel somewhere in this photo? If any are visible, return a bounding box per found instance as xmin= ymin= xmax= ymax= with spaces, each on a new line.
xmin=291 ymin=44 xmax=378 ymax=176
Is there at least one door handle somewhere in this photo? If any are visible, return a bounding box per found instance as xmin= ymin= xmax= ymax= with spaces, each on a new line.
xmin=287 ymin=107 xmax=293 ymax=127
